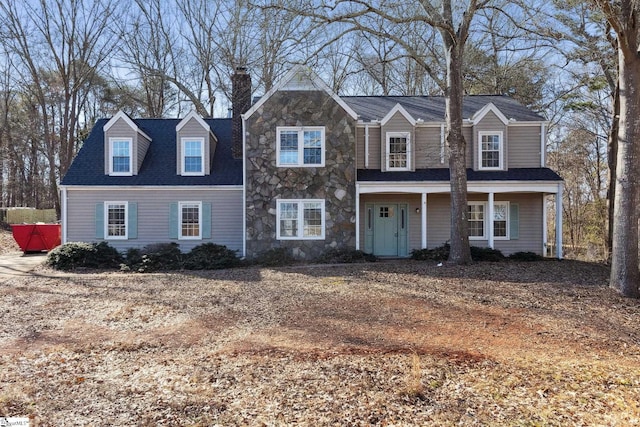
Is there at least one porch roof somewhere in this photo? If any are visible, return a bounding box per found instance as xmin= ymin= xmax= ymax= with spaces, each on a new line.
xmin=357 ymin=168 xmax=563 ymax=182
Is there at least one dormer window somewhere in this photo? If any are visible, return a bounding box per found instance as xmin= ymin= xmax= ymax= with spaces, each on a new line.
xmin=181 ymin=138 xmax=205 ymax=176
xmin=386 ymin=132 xmax=411 ymax=171
xmin=479 ymin=131 xmax=503 ymax=170
xmin=109 ymin=138 xmax=132 ymax=175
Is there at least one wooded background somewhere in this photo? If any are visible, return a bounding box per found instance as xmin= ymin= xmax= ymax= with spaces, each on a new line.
xmin=0 ymin=0 xmax=618 ymax=261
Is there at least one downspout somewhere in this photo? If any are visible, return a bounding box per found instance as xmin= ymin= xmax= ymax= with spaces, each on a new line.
xmin=355 ymin=184 xmax=360 ymax=250
xmin=241 ymin=115 xmax=247 ymax=259
xmin=440 ymin=123 xmax=445 ymax=164
xmin=540 ymin=123 xmax=546 ymax=167
xmin=364 ymin=124 xmax=369 ymax=168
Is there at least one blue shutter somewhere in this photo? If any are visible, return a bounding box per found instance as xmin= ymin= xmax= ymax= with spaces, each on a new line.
xmin=95 ymin=203 xmax=104 ymax=239
xmin=169 ymin=203 xmax=179 ymax=239
xmin=128 ymin=203 xmax=138 ymax=239
xmin=510 ymin=203 xmax=519 ymax=240
xmin=202 ymin=202 xmax=212 ymax=239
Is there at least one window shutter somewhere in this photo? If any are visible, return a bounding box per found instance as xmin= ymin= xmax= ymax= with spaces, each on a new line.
xmin=128 ymin=203 xmax=138 ymax=239
xmin=95 ymin=203 xmax=104 ymax=239
xmin=510 ymin=203 xmax=519 ymax=240
xmin=169 ymin=203 xmax=179 ymax=239
xmin=202 ymin=202 xmax=212 ymax=239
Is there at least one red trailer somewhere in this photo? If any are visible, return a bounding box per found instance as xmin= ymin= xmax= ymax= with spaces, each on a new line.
xmin=11 ymin=224 xmax=61 ymax=253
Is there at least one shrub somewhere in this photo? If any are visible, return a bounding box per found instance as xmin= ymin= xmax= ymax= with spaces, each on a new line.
xmin=46 ymin=241 xmax=123 ymax=271
xmin=470 ymin=246 xmax=505 ymax=262
xmin=183 ymin=243 xmax=240 ymax=270
xmin=411 ymin=243 xmax=450 ymax=262
xmin=255 ymin=247 xmax=295 ymax=267
xmin=316 ymin=248 xmax=377 ymax=264
xmin=128 ymin=242 xmax=183 ymax=272
xmin=508 ymin=251 xmax=544 ymax=262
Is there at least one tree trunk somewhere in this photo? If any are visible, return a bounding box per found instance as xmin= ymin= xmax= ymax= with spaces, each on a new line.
xmin=610 ymin=50 xmax=640 ymax=298
xmin=606 ymin=83 xmax=619 ymax=260
xmin=445 ymin=40 xmax=472 ymax=264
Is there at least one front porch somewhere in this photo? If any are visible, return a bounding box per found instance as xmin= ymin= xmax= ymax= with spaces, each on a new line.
xmin=355 ymin=181 xmax=564 ymax=259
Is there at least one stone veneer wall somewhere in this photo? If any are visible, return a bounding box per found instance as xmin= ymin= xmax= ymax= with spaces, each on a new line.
xmin=245 ymin=90 xmax=357 ymax=259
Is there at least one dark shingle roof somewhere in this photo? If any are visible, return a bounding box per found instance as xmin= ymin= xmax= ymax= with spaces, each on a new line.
xmin=342 ymin=95 xmax=545 ymax=122
xmin=357 ymin=168 xmax=563 ymax=182
xmin=61 ymin=118 xmax=242 ymax=186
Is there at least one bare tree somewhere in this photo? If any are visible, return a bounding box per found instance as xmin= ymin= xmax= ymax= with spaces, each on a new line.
xmin=0 ymin=0 xmax=119 ymax=213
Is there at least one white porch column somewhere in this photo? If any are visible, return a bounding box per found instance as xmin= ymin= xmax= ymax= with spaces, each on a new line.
xmin=355 ymin=184 xmax=360 ymax=250
xmin=542 ymin=196 xmax=548 ymax=256
xmin=421 ymin=192 xmax=427 ymax=248
xmin=556 ymin=184 xmax=563 ymax=259
xmin=488 ymin=192 xmax=494 ymax=249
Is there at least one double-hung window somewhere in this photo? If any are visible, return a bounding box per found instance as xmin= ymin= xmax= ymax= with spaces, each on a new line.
xmin=105 ymin=202 xmax=128 ymax=239
xmin=109 ymin=138 xmax=132 ymax=175
xmin=181 ymin=138 xmax=204 ymax=175
xmin=478 ymin=131 xmax=503 ymax=170
xmin=277 ymin=199 xmax=325 ymax=240
xmin=276 ymin=127 xmax=325 ymax=167
xmin=179 ymin=201 xmax=202 ymax=239
xmin=468 ymin=201 xmax=510 ymax=240
xmin=386 ymin=132 xmax=411 ymax=171
xmin=468 ymin=202 xmax=485 ymax=239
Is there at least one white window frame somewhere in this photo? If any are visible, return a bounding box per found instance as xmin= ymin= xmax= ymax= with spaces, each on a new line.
xmin=468 ymin=201 xmax=486 ymax=240
xmin=180 ymin=137 xmax=205 ymax=176
xmin=104 ymin=201 xmax=128 ymax=240
xmin=109 ymin=138 xmax=133 ymax=176
xmin=493 ymin=201 xmax=510 ymax=240
xmin=478 ymin=131 xmax=504 ymax=170
xmin=386 ymin=132 xmax=411 ymax=171
xmin=276 ymin=127 xmax=326 ymax=167
xmin=179 ymin=201 xmax=202 ymax=240
xmin=276 ymin=199 xmax=325 ymax=240
xmin=468 ymin=201 xmax=510 ymax=240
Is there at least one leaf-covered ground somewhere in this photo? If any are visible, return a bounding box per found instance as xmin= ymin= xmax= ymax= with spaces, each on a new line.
xmin=0 ymin=259 xmax=638 ymax=426
xmin=0 ymin=229 xmax=20 ymax=255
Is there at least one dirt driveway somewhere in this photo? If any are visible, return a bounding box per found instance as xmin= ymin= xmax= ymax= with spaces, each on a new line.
xmin=0 ymin=252 xmax=47 ymax=278
xmin=0 ymin=260 xmax=638 ymax=426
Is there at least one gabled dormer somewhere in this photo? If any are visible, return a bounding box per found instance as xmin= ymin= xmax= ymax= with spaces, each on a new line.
xmin=380 ymin=103 xmax=416 ymax=172
xmin=103 ymin=110 xmax=151 ymax=176
xmin=470 ymin=103 xmax=510 ymax=171
xmin=176 ymin=111 xmax=217 ymax=176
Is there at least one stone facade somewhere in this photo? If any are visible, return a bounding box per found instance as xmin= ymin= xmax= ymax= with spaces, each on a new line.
xmin=245 ymin=90 xmax=357 ymax=259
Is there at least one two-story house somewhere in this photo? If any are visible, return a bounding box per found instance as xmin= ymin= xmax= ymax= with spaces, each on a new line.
xmin=60 ymin=65 xmax=564 ymax=259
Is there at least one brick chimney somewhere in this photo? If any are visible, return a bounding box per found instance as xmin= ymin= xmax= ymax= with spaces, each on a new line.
xmin=231 ymin=67 xmax=251 ymax=159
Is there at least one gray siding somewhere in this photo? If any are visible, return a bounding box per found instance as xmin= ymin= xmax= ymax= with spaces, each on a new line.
xmin=176 ymin=117 xmax=214 ymax=175
xmin=359 ymin=192 xmax=544 ymax=256
xmin=137 ymin=134 xmax=151 ymax=172
xmin=508 ymin=125 xmax=542 ymax=168
xmin=415 ymin=126 xmax=444 ymax=168
xmin=367 ymin=127 xmax=381 ymax=169
xmin=65 ymin=187 xmax=243 ymax=253
xmin=464 ymin=126 xmax=473 ymax=168
xmin=381 ymin=112 xmax=414 ymax=171
xmin=472 ymin=111 xmax=507 ymax=170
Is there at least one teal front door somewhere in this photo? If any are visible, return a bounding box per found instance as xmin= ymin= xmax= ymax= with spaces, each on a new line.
xmin=371 ymin=204 xmax=408 ymax=257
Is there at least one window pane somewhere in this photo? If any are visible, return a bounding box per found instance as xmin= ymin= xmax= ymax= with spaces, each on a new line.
xmin=481 ymin=134 xmax=500 ymax=168
xmin=107 ymin=204 xmax=126 ymax=237
xmin=389 ymin=137 xmax=407 ymax=168
xmin=494 ymin=204 xmax=507 ymax=237
xmin=279 ymin=202 xmax=298 ymax=237
xmin=468 ymin=204 xmax=484 ymax=237
xmin=183 ymin=141 xmax=203 ymax=173
xmin=303 ymin=202 xmax=322 ymax=237
xmin=181 ymin=204 xmax=200 ymax=237
xmin=112 ymin=141 xmax=130 ymax=172
xmin=280 ymin=131 xmax=298 ymax=165
xmin=303 ymin=130 xmax=322 ymax=164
